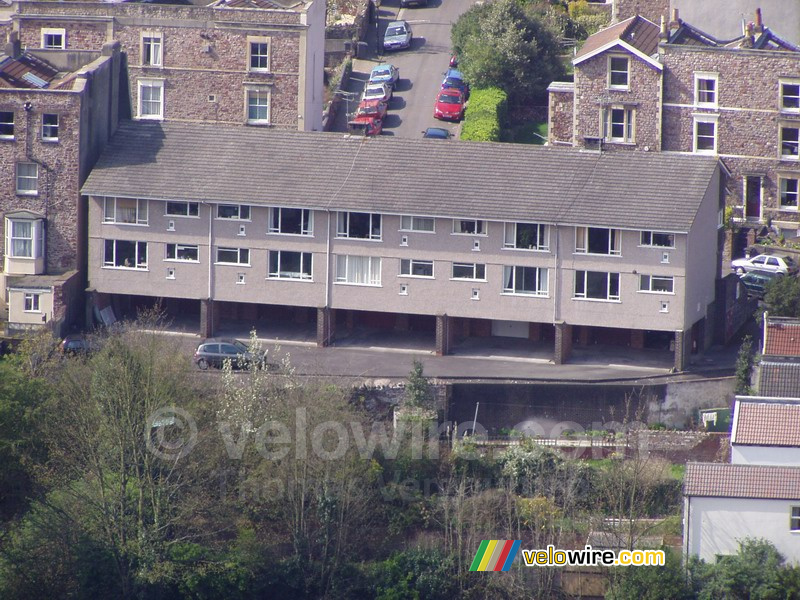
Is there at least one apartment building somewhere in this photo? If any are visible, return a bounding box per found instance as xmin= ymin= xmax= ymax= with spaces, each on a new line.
xmin=4 ymin=0 xmax=325 ymax=131
xmin=82 ymin=122 xmax=722 ymax=369
xmin=0 ymin=39 xmax=120 ymax=334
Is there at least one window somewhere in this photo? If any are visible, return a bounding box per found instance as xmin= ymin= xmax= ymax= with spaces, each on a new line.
xmin=335 ymin=255 xmax=381 ymax=286
xmin=268 ymin=250 xmax=312 ymax=280
xmin=453 ymin=219 xmax=486 ymax=235
xmin=0 ymin=111 xmax=13 ymax=138
xmin=640 ymin=231 xmax=675 ymax=248
xmin=575 ymin=227 xmax=621 ymax=255
xmin=165 ymin=243 xmax=199 ymax=262
xmin=41 ymin=28 xmax=65 ymax=49
xmin=695 ymin=73 xmax=718 ymax=106
xmin=504 ymin=222 xmax=549 ymax=251
xmin=781 ymin=81 xmax=800 ymax=113
xmin=103 ymin=197 xmax=148 ymax=225
xmin=217 ymin=204 xmax=250 ymax=220
xmin=104 ymin=240 xmax=148 ymax=269
xmin=41 ymin=114 xmax=58 ymax=141
xmin=781 ymin=126 xmax=800 ymax=159
xmin=602 ymin=107 xmax=634 ymax=142
xmin=608 ymin=56 xmax=629 ymax=88
xmin=138 ymin=79 xmax=163 ymax=120
xmin=400 ymin=215 xmax=435 ymax=232
xmin=503 ymin=266 xmax=548 ymax=296
xmin=694 ymin=117 xmax=717 ymax=154
xmin=167 ymin=268 xmax=175 ymax=279
xmin=16 ymin=162 xmax=38 ymax=195
xmin=165 ymin=201 xmax=199 ymax=217
xmin=452 ymin=262 xmax=486 ymax=280
xmin=400 ymin=259 xmax=434 ymax=278
xmin=574 ymin=271 xmax=620 ymax=301
xmin=337 ymin=212 xmax=381 ymax=240
xmin=246 ymin=88 xmax=270 ymax=125
xmin=5 ymin=219 xmax=44 ymax=259
xmin=269 ymin=207 xmax=312 ymax=235
xmin=23 ymin=293 xmax=40 ymax=313
xmin=780 ymin=177 xmax=800 ymax=209
xmin=639 ymin=275 xmax=674 ymax=293
xmin=660 ymin=301 xmax=669 ymax=313
xmin=248 ymin=38 xmax=270 ymax=71
xmin=142 ymin=33 xmax=163 ymax=67
xmin=791 ymin=507 xmax=800 ymax=531
xmin=216 ymin=247 xmax=250 ymax=265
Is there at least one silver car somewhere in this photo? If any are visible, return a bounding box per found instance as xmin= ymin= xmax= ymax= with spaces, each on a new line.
xmin=193 ymin=338 xmax=269 ymax=370
xmin=383 ymin=20 xmax=412 ymax=51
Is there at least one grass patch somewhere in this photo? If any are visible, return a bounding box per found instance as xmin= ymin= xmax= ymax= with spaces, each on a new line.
xmin=505 ymin=121 xmax=548 ymax=145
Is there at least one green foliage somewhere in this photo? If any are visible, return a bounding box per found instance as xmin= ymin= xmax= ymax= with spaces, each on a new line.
xmin=371 ymin=549 xmax=458 ymax=600
xmin=460 ymin=87 xmax=507 ymax=142
xmin=694 ymin=538 xmax=787 ymax=600
xmin=606 ymin=547 xmax=693 ymax=600
xmin=734 ymin=335 xmax=754 ymax=395
xmin=404 ymin=359 xmax=432 ymax=408
xmin=451 ymin=0 xmax=565 ymax=103
xmin=762 ymin=274 xmax=800 ymax=318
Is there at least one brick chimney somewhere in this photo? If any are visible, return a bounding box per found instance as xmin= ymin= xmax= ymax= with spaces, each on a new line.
xmin=3 ymin=31 xmax=21 ymax=59
xmin=669 ymin=8 xmax=681 ymax=33
xmin=754 ymin=8 xmax=764 ymax=34
xmin=741 ymin=22 xmax=755 ymax=48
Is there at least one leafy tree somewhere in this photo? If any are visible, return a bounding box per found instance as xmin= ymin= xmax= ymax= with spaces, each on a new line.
xmin=734 ymin=335 xmax=754 ymax=395
xmin=696 ymin=538 xmax=786 ymax=600
xmin=451 ymin=0 xmax=565 ymax=103
xmin=404 ymin=359 xmax=432 ymax=408
xmin=372 ymin=549 xmax=458 ymax=600
xmin=606 ymin=547 xmax=693 ymax=600
xmin=762 ymin=275 xmax=800 ymax=318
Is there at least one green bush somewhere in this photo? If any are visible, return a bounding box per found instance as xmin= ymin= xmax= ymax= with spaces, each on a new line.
xmin=460 ymin=87 xmax=507 ymax=142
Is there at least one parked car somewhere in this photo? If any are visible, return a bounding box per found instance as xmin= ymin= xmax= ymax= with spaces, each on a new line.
xmin=60 ymin=334 xmax=91 ymax=355
xmin=731 ymin=253 xmax=799 ymax=275
xmin=368 ymin=64 xmax=400 ymax=88
xmin=434 ymin=88 xmax=466 ymax=121
xmin=193 ymin=338 xmax=268 ymax=370
xmin=383 ymin=21 xmax=412 ymax=51
xmin=739 ymin=270 xmax=784 ymax=299
xmin=441 ymin=68 xmax=470 ymax=97
xmin=422 ymin=127 xmax=452 ymax=139
xmin=355 ymin=98 xmax=388 ymax=121
xmin=348 ymin=115 xmax=383 ymax=136
xmin=362 ymin=82 xmax=392 ymax=103
xmin=400 ymin=0 xmax=427 ymax=7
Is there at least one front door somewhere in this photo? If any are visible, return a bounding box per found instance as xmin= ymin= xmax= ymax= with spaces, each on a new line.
xmin=745 ymin=176 xmax=762 ymax=221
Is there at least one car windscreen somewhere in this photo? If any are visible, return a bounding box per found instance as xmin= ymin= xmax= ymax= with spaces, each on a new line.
xmin=231 ymin=340 xmax=249 ymax=352
xmin=439 ymin=94 xmax=461 ymax=104
xmin=386 ymin=27 xmax=405 ymax=36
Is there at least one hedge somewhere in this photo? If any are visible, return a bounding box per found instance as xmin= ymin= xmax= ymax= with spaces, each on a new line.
xmin=460 ymin=87 xmax=507 ymax=142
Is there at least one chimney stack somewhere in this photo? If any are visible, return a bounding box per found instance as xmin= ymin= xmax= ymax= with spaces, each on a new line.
xmin=3 ymin=31 xmax=21 ymax=59
xmin=754 ymin=8 xmax=764 ymax=33
xmin=659 ymin=14 xmax=668 ymax=41
xmin=742 ymin=22 xmax=755 ymax=48
xmin=669 ymin=8 xmax=681 ymax=33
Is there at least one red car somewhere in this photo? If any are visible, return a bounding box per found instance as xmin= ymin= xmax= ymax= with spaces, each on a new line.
xmin=434 ymin=88 xmax=465 ymax=121
xmin=348 ymin=115 xmax=383 ymax=136
xmin=355 ymin=99 xmax=388 ymax=121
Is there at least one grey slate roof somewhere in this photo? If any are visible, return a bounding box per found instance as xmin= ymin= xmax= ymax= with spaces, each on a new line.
xmin=758 ymin=362 xmax=800 ymax=399
xmin=81 ymin=121 xmax=719 ymax=231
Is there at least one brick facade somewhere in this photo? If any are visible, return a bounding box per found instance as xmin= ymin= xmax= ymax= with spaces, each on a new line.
xmin=547 ymin=84 xmax=574 ymax=146
xmin=613 ymin=0 xmax=668 ymax=24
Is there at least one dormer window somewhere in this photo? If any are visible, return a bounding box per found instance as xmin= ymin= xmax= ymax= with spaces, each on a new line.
xmin=41 ymin=28 xmax=65 ymax=49
xmin=608 ymin=56 xmax=629 ymax=89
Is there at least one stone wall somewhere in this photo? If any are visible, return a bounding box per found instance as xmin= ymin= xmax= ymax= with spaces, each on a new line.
xmin=632 ymin=429 xmax=728 ymax=463
xmin=649 ymin=376 xmax=736 ymax=427
xmin=613 ymin=0 xmax=668 ymax=24
xmin=547 ymin=85 xmax=574 ymax=145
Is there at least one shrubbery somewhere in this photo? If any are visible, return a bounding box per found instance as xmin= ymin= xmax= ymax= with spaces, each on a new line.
xmin=460 ymin=87 xmax=507 ymax=142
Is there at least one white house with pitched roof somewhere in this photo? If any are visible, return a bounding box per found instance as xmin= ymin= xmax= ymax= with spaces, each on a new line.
xmin=730 ymin=398 xmax=800 ymax=466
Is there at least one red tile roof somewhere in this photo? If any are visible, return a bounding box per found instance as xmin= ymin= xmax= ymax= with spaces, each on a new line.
xmin=685 ymin=462 xmax=800 ymax=499
xmin=733 ymin=400 xmax=800 ymax=446
xmin=575 ymin=15 xmax=660 ymax=62
xmin=764 ymin=318 xmax=800 ymax=357
xmin=0 ymin=53 xmax=59 ymax=89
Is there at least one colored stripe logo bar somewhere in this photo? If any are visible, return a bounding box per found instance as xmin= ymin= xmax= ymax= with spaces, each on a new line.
xmin=469 ymin=540 xmax=521 ymax=571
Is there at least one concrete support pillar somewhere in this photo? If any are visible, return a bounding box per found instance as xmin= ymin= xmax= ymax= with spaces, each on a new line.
xmin=200 ymin=299 xmax=216 ymax=338
xmin=578 ymin=325 xmax=590 ymax=346
xmin=630 ymin=329 xmax=645 ymax=350
xmin=528 ymin=322 xmax=541 ymax=341
xmin=674 ymin=329 xmax=691 ymax=372
xmin=85 ymin=289 xmax=97 ymax=328
xmin=554 ymin=321 xmax=573 ymax=365
xmin=435 ymin=314 xmax=451 ymax=356
xmin=317 ymin=307 xmax=334 ymax=347
xmin=395 ymin=312 xmax=410 ymax=331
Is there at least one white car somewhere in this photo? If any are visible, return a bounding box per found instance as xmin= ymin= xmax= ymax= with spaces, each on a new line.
xmin=362 ymin=82 xmax=392 ymax=104
xmin=731 ymin=253 xmax=799 ymax=276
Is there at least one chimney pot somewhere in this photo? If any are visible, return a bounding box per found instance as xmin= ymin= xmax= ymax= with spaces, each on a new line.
xmin=755 ymin=8 xmax=763 ymax=33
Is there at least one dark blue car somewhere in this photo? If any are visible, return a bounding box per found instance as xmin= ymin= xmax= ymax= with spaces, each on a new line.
xmin=441 ymin=68 xmax=470 ymax=97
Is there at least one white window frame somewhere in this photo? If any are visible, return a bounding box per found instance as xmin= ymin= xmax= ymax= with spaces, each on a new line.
xmin=504 ymin=222 xmax=549 ymax=251
xmin=269 ymin=207 xmax=313 ymax=236
xmin=608 ymin=55 xmax=629 ymax=89
xmin=248 ymin=36 xmax=271 ymax=72
xmin=780 ymin=80 xmax=800 ymax=114
xmin=575 ymin=226 xmax=621 ymax=256
xmin=602 ymin=106 xmax=634 ymax=143
xmin=246 ymin=86 xmax=271 ymax=125
xmin=451 ymin=262 xmax=486 ymax=281
xmin=694 ymin=72 xmax=718 ymax=107
xmin=137 ymin=79 xmax=164 ymax=121
xmin=791 ymin=506 xmax=800 ymax=531
xmin=640 ymin=231 xmax=675 ymax=248
xmin=268 ymin=250 xmax=313 ymax=280
xmin=5 ymin=218 xmax=44 ymax=259
xmin=781 ymin=125 xmax=800 ymax=160
xmin=216 ymin=204 xmax=251 ymax=221
xmin=452 ymin=219 xmax=487 ymax=236
xmin=165 ymin=201 xmax=199 ymax=217
xmin=165 ymin=243 xmax=199 ymax=262
xmin=103 ymin=197 xmax=148 ymax=225
xmin=103 ymin=240 xmax=148 ymax=270
xmin=337 ymin=211 xmax=382 ymax=240
xmin=215 ymin=247 xmax=250 ymax=266
xmin=400 ymin=215 xmax=435 ymax=233
xmin=41 ymin=113 xmax=58 ymax=141
xmin=574 ymin=271 xmax=620 ymax=302
xmin=693 ymin=115 xmax=718 ymax=154
xmin=0 ymin=110 xmax=14 ymax=139
xmin=638 ymin=274 xmax=675 ymax=294
xmin=399 ymin=258 xmax=434 ymax=278
xmin=23 ymin=293 xmax=41 ymax=313
xmin=41 ymin=28 xmax=65 ymax=49
xmin=780 ymin=176 xmax=800 ymax=210
xmin=16 ymin=162 xmax=38 ymax=196
xmin=141 ymin=32 xmax=163 ymax=67
xmin=502 ymin=265 xmax=548 ymax=297
xmin=335 ymin=255 xmax=382 ymax=286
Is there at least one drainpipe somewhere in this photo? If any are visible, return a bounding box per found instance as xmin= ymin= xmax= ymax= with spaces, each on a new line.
xmin=206 ymin=201 xmax=213 ymax=303
xmin=324 ymin=209 xmax=332 ymax=342
xmin=552 ymin=223 xmax=560 ymax=324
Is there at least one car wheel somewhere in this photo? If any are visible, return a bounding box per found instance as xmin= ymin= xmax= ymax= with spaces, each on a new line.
xmin=197 ymin=358 xmax=209 ymax=370
xmin=736 ymin=267 xmax=745 ymax=275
